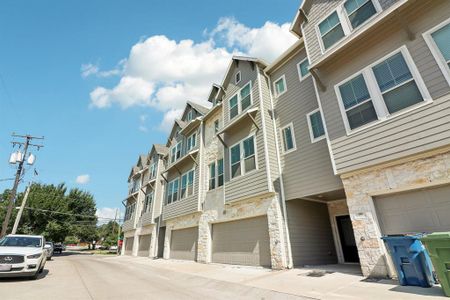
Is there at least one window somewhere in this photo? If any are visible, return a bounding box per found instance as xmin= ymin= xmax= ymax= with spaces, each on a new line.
xmin=129 ymin=178 xmax=140 ymax=194
xmin=125 ymin=203 xmax=136 ymax=221
xmin=228 ymin=82 xmax=252 ymax=120
xmin=281 ymin=124 xmax=296 ymax=152
xmin=344 ymin=0 xmax=377 ymax=30
xmin=230 ymin=136 xmax=256 ymax=179
xmin=186 ymin=110 xmax=194 ymax=122
xmin=318 ymin=11 xmax=345 ymax=50
xmin=336 ymin=47 xmax=430 ymax=132
xmin=423 ymin=18 xmax=450 ymax=86
xmin=214 ymin=120 xmax=219 ymax=134
xmin=307 ymin=110 xmax=326 ymax=142
xmin=186 ymin=133 xmax=197 ymax=152
xmin=180 ymin=170 xmax=194 ymax=198
xmin=235 ymin=71 xmax=241 ymax=84
xmin=170 ymin=142 xmax=182 ymax=163
xmin=142 ymin=191 xmax=154 ymax=215
xmin=274 ymin=75 xmax=287 ymax=97
xmin=298 ymin=58 xmax=310 ymax=80
xmin=167 ymin=178 xmax=179 ymax=204
xmin=217 ymin=159 xmax=224 ymax=187
xmin=149 ymin=162 xmax=157 ymax=179
xmin=209 ymin=162 xmax=216 ymax=190
xmin=372 ymin=52 xmax=423 ymax=114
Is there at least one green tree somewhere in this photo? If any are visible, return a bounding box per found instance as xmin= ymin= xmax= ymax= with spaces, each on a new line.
xmin=97 ymin=221 xmax=119 ymax=247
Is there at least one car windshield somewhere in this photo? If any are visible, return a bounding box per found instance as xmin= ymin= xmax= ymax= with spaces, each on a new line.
xmin=0 ymin=236 xmax=42 ymax=248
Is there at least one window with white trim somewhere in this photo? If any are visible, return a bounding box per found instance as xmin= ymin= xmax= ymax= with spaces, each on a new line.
xmin=298 ymin=58 xmax=310 ymax=80
xmin=307 ymin=110 xmax=326 ymax=142
xmin=217 ymin=159 xmax=224 ymax=187
xmin=281 ymin=124 xmax=296 ymax=153
xmin=343 ymin=0 xmax=377 ymax=30
xmin=142 ymin=191 xmax=154 ymax=215
xmin=431 ymin=22 xmax=450 ymax=69
xmin=424 ymin=18 xmax=450 ymax=85
xmin=209 ymin=162 xmax=216 ymax=190
xmin=186 ymin=133 xmax=197 ymax=152
xmin=228 ymin=82 xmax=252 ymax=120
xmin=149 ymin=162 xmax=157 ymax=179
xmin=336 ymin=47 xmax=430 ymax=131
xmin=318 ymin=11 xmax=346 ymax=50
xmin=230 ymin=135 xmax=256 ymax=179
xmin=167 ymin=178 xmax=179 ymax=204
xmin=180 ymin=169 xmax=194 ymax=198
xmin=186 ymin=110 xmax=194 ymax=122
xmin=170 ymin=142 xmax=182 ymax=163
xmin=235 ymin=71 xmax=241 ymax=84
xmin=274 ymin=75 xmax=287 ymax=97
xmin=214 ymin=120 xmax=219 ymax=134
xmin=125 ymin=202 xmax=136 ymax=221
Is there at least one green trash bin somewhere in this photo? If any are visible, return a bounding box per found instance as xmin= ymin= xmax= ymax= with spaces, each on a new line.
xmin=421 ymin=232 xmax=450 ymax=297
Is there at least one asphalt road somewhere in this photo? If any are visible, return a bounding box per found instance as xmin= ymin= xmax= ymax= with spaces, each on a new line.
xmin=0 ymin=252 xmax=305 ymax=300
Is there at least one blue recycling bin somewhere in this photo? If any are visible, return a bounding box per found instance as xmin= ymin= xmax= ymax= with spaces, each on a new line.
xmin=381 ymin=234 xmax=435 ymax=287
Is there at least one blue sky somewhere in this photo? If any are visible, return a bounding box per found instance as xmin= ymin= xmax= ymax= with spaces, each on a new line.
xmin=0 ymin=0 xmax=300 ymax=220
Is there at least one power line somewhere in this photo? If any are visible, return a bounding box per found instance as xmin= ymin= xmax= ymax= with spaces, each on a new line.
xmin=21 ymin=206 xmax=124 ymax=221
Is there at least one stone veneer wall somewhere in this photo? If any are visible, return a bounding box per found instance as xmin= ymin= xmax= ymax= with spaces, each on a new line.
xmin=341 ymin=150 xmax=450 ymax=277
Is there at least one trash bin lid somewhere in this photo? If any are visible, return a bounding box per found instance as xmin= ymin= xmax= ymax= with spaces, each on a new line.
xmin=421 ymin=232 xmax=450 ymax=241
xmin=381 ymin=233 xmax=425 ymax=240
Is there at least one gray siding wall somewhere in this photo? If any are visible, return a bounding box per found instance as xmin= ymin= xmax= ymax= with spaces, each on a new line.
xmin=316 ymin=0 xmax=450 ymax=174
xmin=287 ymin=200 xmax=337 ymax=266
xmin=270 ymin=49 xmax=343 ymax=198
xmin=302 ymin=0 xmax=401 ymax=66
xmin=222 ymin=61 xmax=270 ymax=202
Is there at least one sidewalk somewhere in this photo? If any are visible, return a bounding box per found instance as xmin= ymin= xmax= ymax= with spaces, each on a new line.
xmin=112 ymin=256 xmax=446 ymax=299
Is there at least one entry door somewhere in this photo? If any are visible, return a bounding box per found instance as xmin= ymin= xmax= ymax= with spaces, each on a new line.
xmin=336 ymin=216 xmax=359 ymax=263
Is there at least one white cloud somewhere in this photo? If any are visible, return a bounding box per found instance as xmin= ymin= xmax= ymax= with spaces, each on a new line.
xmin=75 ymin=174 xmax=90 ymax=184
xmin=96 ymin=207 xmax=123 ymax=224
xmin=81 ymin=61 xmax=124 ymax=79
xmin=81 ymin=63 xmax=99 ymax=78
xmin=86 ymin=17 xmax=296 ymax=130
xmin=138 ymin=114 xmax=148 ymax=132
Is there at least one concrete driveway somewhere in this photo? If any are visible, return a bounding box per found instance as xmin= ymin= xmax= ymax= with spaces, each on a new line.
xmin=0 ymin=252 xmax=305 ymax=300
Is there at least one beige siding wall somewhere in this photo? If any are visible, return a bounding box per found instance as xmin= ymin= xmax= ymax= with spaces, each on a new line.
xmin=270 ymin=48 xmax=343 ymax=198
xmin=315 ymin=0 xmax=450 ymax=174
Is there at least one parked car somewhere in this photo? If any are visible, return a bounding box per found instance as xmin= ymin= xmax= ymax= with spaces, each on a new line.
xmin=44 ymin=242 xmax=54 ymax=259
xmin=0 ymin=234 xmax=48 ymax=280
xmin=53 ymin=243 xmax=64 ymax=254
xmin=108 ymin=245 xmax=118 ymax=253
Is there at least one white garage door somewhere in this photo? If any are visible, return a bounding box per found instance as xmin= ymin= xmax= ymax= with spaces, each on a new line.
xmin=375 ymin=185 xmax=450 ymax=235
xmin=170 ymin=227 xmax=198 ymax=261
xmin=212 ymin=216 xmax=271 ymax=267
xmin=137 ymin=234 xmax=151 ymax=257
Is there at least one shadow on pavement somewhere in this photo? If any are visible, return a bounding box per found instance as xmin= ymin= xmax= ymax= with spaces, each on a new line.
xmin=53 ymin=251 xmax=93 ymax=257
xmin=0 ymin=269 xmax=49 ymax=282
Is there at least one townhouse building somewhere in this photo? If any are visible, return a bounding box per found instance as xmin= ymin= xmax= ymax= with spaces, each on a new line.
xmin=290 ymin=0 xmax=450 ymax=277
xmin=121 ymin=0 xmax=450 ymax=279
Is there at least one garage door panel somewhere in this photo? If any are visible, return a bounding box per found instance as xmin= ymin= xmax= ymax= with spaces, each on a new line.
xmin=137 ymin=234 xmax=151 ymax=257
xmin=375 ymin=185 xmax=450 ymax=235
xmin=212 ymin=216 xmax=271 ymax=267
xmin=170 ymin=227 xmax=198 ymax=261
xmin=125 ymin=237 xmax=134 ymax=255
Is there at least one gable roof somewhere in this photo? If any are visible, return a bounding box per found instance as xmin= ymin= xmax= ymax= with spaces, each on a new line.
xmin=220 ymin=56 xmax=268 ymax=88
xmin=166 ymin=119 xmax=185 ymax=147
xmin=207 ymin=84 xmax=225 ymax=103
xmin=153 ymin=144 xmax=169 ymax=156
xmin=128 ymin=165 xmax=140 ymax=181
xmin=290 ymin=0 xmax=312 ymax=37
xmin=187 ymin=100 xmax=210 ymax=115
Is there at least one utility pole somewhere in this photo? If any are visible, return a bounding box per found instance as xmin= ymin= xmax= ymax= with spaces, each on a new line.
xmin=1 ymin=134 xmax=43 ymax=237
xmin=11 ymin=183 xmax=31 ymax=234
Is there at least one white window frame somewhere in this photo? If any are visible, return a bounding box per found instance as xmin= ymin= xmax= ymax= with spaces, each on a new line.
xmin=170 ymin=141 xmax=182 ymax=163
xmin=186 ymin=132 xmax=197 ymax=152
xmin=235 ymin=71 xmax=241 ymax=84
xmin=214 ymin=119 xmax=219 ymax=134
xmin=306 ymin=109 xmax=326 ymax=143
xmin=179 ymin=168 xmax=195 ymax=199
xmin=208 ymin=161 xmax=216 ymax=190
xmin=315 ymin=0 xmax=381 ymax=54
xmin=273 ymin=75 xmax=287 ymax=97
xmin=229 ymin=134 xmax=258 ymax=180
xmin=423 ymin=17 xmax=450 ymax=86
xmin=186 ymin=110 xmax=194 ymax=122
xmin=297 ymin=57 xmax=311 ymax=82
xmin=149 ymin=162 xmax=157 ymax=179
xmin=167 ymin=178 xmax=179 ymax=204
xmin=335 ymin=46 xmax=432 ymax=135
xmin=228 ymin=81 xmax=253 ymax=121
xmin=217 ymin=158 xmax=224 ymax=187
xmin=280 ymin=123 xmax=297 ymax=154
xmin=143 ymin=191 xmax=154 ymax=214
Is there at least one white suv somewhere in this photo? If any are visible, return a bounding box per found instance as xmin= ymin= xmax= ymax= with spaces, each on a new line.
xmin=0 ymin=234 xmax=48 ymax=280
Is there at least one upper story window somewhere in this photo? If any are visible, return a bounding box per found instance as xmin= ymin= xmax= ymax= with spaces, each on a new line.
xmin=124 ymin=203 xmax=136 ymax=221
xmin=180 ymin=169 xmax=194 ymax=198
xmin=281 ymin=123 xmax=296 ymax=153
xmin=274 ymin=75 xmax=287 ymax=97
xmin=423 ymin=18 xmax=450 ymax=86
xmin=170 ymin=141 xmax=182 ymax=163
xmin=214 ymin=120 xmax=219 ymax=134
xmin=129 ymin=178 xmax=140 ymax=194
xmin=228 ymin=82 xmax=252 ymax=120
xmin=307 ymin=109 xmax=326 ymax=142
xmin=208 ymin=159 xmax=224 ymax=190
xmin=344 ymin=0 xmax=377 ymax=30
xmin=335 ymin=47 xmax=430 ymax=132
xmin=230 ymin=135 xmax=256 ymax=179
xmin=149 ymin=162 xmax=157 ymax=179
xmin=167 ymin=178 xmax=179 ymax=204
xmin=142 ymin=191 xmax=154 ymax=215
xmin=235 ymin=71 xmax=241 ymax=84
xmin=186 ymin=110 xmax=194 ymax=122
xmin=318 ymin=11 xmax=346 ymax=50
xmin=297 ymin=58 xmax=310 ymax=81
xmin=186 ymin=133 xmax=197 ymax=152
